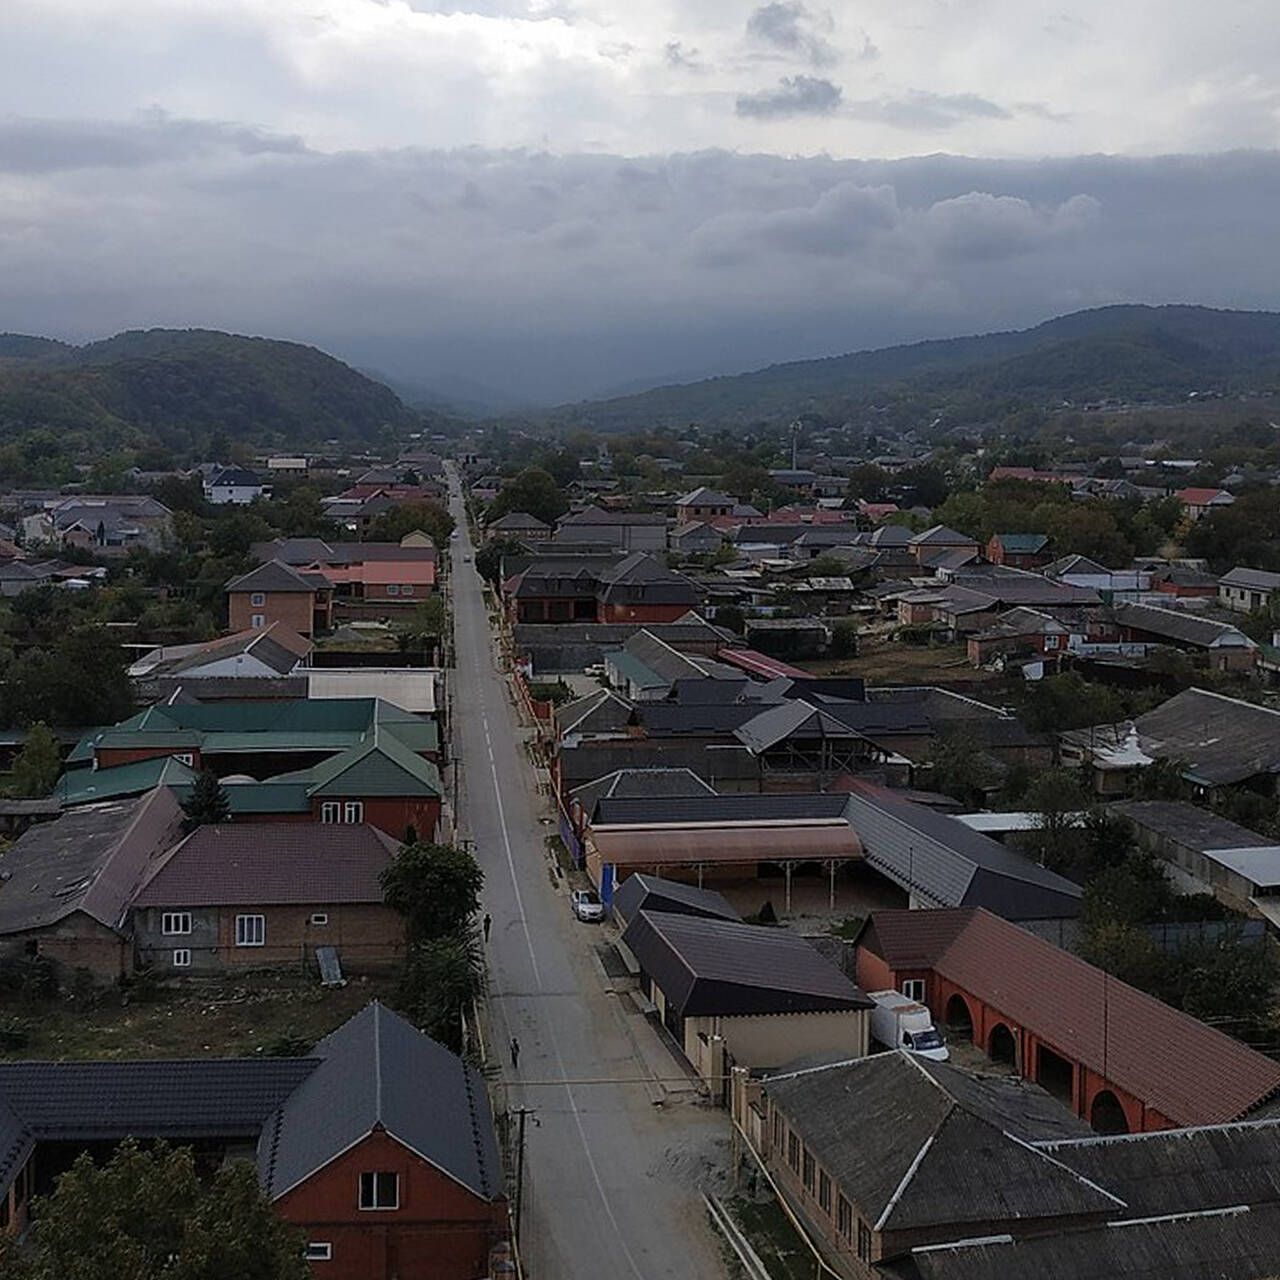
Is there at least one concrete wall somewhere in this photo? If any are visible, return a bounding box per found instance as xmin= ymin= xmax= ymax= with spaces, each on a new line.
xmin=685 ymin=1009 xmax=870 ymax=1087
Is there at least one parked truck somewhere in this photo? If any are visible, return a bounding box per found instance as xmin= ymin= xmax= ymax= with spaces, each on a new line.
xmin=869 ymin=990 xmax=949 ymax=1061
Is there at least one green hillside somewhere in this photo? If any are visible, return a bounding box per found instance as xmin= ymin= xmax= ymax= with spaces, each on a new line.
xmin=0 ymin=328 xmax=418 ymax=451
xmin=545 ymin=305 xmax=1280 ymax=431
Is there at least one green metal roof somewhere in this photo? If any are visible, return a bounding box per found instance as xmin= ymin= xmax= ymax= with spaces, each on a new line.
xmin=305 ymin=731 xmax=443 ymax=798
xmin=605 ymin=649 xmax=667 ymax=690
xmin=993 ymin=532 xmax=1049 ymax=552
xmin=55 ymin=757 xmax=199 ymax=806
xmin=198 ymin=730 xmax=361 ymax=754
xmin=167 ymin=780 xmax=313 ymax=815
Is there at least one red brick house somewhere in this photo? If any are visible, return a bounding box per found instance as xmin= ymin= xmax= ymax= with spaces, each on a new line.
xmin=131 ymin=823 xmax=405 ymax=974
xmin=985 ymin=532 xmax=1051 ymax=569
xmin=0 ymin=1004 xmax=510 ymax=1277
xmin=855 ymin=908 xmax=1280 ymax=1134
xmin=227 ymin=560 xmax=333 ymax=637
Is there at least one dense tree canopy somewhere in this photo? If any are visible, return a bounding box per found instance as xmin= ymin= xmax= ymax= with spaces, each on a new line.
xmin=380 ymin=841 xmax=483 ymax=946
xmin=486 ymin=467 xmax=569 ymax=527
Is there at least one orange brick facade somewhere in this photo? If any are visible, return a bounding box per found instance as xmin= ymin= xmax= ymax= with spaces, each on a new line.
xmin=274 ymin=1130 xmax=508 ymax=1280
xmin=229 ymin=589 xmax=318 ymax=637
xmin=212 ymin=903 xmax=405 ymax=973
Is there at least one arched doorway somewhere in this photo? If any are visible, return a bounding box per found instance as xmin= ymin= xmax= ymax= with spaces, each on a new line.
xmin=1090 ymin=1090 xmax=1129 ymax=1135
xmin=988 ymin=1023 xmax=1017 ymax=1068
xmin=945 ymin=994 xmax=973 ymax=1043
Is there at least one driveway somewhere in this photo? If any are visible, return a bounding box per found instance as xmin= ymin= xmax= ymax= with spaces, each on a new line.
xmin=445 ymin=470 xmax=730 ymax=1280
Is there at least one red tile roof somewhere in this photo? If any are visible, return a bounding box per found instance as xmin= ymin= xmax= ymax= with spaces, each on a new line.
xmin=863 ymin=907 xmax=1280 ymax=1127
xmin=858 ymin=907 xmax=975 ymax=970
xmin=1176 ymin=487 xmax=1232 ymax=506
xmin=134 ymin=823 xmax=398 ymax=906
xmin=717 ymin=648 xmax=811 ymax=680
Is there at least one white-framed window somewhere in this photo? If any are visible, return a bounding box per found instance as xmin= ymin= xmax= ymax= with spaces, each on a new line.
xmin=1044 ymin=634 xmax=1060 ymax=650
xmin=250 ymin=614 xmax=265 ymax=629
xmin=172 ymin=949 xmax=191 ymax=968
xmin=310 ymin=913 xmax=329 ymax=926
xmin=358 ymin=1171 xmax=399 ymax=1211
xmin=304 ymin=1243 xmax=333 ymax=1262
xmin=400 ymin=585 xmax=413 ymax=597
xmin=173 ymin=752 xmax=194 ymax=767
xmin=161 ymin=912 xmax=191 ymax=935
xmin=386 ymin=583 xmax=400 ymax=596
xmin=344 ymin=801 xmax=364 ymax=824
xmin=235 ymin=914 xmax=265 ymax=947
xmin=320 ymin=801 xmax=341 ymax=823
xmin=250 ymin=591 xmax=266 ymax=607
xmin=902 ymin=979 xmax=925 ymax=1002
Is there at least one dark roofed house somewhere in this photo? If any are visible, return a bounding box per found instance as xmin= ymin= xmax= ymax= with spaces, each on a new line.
xmin=596 ymin=553 xmax=702 ymax=624
xmin=227 ymin=559 xmax=333 ymax=637
xmin=0 ymin=788 xmax=184 ymax=981
xmin=1220 ymin=565 xmax=1280 ymax=614
xmin=556 ymin=505 xmax=668 ymax=551
xmin=985 ymin=532 xmax=1051 ymax=569
xmin=486 ymin=510 xmax=551 ymax=541
xmin=675 ymin=488 xmax=737 ymax=520
xmin=567 ymin=767 xmax=716 ymax=831
xmin=0 ymin=1004 xmax=508 ymax=1277
xmin=612 ymin=873 xmax=739 ymax=928
xmin=131 ymin=823 xmax=404 ymax=974
xmin=622 ymin=910 xmax=872 ymax=1094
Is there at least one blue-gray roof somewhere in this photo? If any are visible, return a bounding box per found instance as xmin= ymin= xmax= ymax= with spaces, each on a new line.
xmin=258 ymin=1003 xmax=502 ymax=1202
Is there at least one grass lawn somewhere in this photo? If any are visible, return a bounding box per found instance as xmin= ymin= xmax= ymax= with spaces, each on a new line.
xmin=727 ymin=1195 xmax=821 ymax=1280
xmin=0 ymin=969 xmax=399 ymax=1061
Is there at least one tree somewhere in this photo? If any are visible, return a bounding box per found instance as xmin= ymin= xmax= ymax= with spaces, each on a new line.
xmin=1018 ymin=768 xmax=1091 ymax=876
xmin=397 ymin=926 xmax=486 ymax=1051
xmin=15 ymin=1140 xmax=308 ymax=1280
xmin=2 ymin=626 xmax=135 ymax=729
xmin=928 ymin=728 xmax=997 ymax=810
xmin=829 ymin=617 xmax=859 ymax=659
xmin=380 ymin=841 xmax=483 ymax=945
xmin=364 ymin=499 xmax=455 ymax=548
xmin=10 ymin=723 xmax=62 ymax=798
xmin=180 ymin=769 xmax=230 ymax=834
xmin=486 ymin=468 xmax=568 ymax=527
xmin=475 ymin=537 xmax=524 ymax=585
xmin=844 ymin=464 xmax=891 ymax=504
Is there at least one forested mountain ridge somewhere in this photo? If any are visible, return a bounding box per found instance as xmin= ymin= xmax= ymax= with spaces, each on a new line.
xmin=0 ymin=327 xmax=418 ymax=451
xmin=543 ymin=305 xmax=1280 ymax=431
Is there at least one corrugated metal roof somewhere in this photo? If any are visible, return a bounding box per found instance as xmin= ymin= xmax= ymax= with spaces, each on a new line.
xmin=622 ymin=910 xmax=872 ymax=1017
xmin=865 ymin=907 xmax=1280 ymax=1127
xmin=592 ymin=819 xmax=860 ymax=867
xmin=593 ymin=792 xmax=850 ymax=825
xmin=612 ymin=874 xmax=739 ymax=925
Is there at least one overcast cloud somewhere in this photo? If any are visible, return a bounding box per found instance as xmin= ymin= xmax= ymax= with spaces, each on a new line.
xmin=2 ymin=1 xmax=1279 ymax=404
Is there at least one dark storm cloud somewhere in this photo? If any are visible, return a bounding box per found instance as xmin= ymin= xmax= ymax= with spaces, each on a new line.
xmin=745 ymin=2 xmax=838 ymax=67
xmin=0 ymin=115 xmax=303 ymax=174
xmin=736 ymin=75 xmax=843 ymax=118
xmin=3 ymin=119 xmax=1280 ymax=403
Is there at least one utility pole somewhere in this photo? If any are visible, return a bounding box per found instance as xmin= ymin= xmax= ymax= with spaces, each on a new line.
xmin=511 ymin=1106 xmax=538 ymax=1243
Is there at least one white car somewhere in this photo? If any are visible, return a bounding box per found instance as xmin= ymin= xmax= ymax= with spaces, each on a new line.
xmin=571 ymin=889 xmax=604 ymax=922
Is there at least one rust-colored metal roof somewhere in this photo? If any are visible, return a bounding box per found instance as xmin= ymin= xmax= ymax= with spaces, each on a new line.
xmin=859 ymin=907 xmax=976 ymax=970
xmin=865 ymin=907 xmax=1280 ymax=1127
xmin=591 ymin=819 xmax=862 ymax=867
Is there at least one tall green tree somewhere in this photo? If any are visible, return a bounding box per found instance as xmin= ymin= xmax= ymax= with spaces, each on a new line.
xmin=364 ymin=499 xmax=455 ymax=548
xmin=398 ymin=926 xmax=487 ymax=1051
xmin=13 ymin=1140 xmax=308 ymax=1280
xmin=380 ymin=841 xmax=483 ymax=945
xmin=486 ymin=467 xmax=569 ymax=527
xmin=180 ymin=769 xmax=230 ymax=834
xmin=475 ymin=537 xmax=524 ymax=585
xmin=10 ymin=722 xmax=62 ymax=798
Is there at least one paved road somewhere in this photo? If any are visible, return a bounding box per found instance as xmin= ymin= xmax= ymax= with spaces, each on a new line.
xmin=445 ymin=471 xmax=729 ymax=1280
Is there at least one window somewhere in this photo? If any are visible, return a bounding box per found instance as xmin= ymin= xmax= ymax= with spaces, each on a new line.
xmin=162 ymin=912 xmax=191 ymax=935
xmin=786 ymin=1131 xmax=800 ymax=1173
xmin=172 ymin=949 xmax=191 ymax=968
xmin=310 ymin=913 xmax=329 ymax=926
xmin=386 ymin=583 xmax=400 ymax=596
xmin=250 ymin=613 xmax=265 ymax=629
xmin=818 ymin=1170 xmax=831 ymax=1214
xmin=358 ymin=1171 xmax=399 ymax=1210
xmin=304 ymin=1243 xmax=332 ymax=1262
xmin=901 ymin=979 xmax=925 ymax=1002
xmin=802 ymin=1149 xmax=815 ymax=1193
xmin=1044 ymin=634 xmax=1060 ymax=650
xmin=173 ymin=752 xmax=194 ymax=767
xmin=857 ymin=1221 xmax=872 ymax=1262
xmin=250 ymin=591 xmax=266 ymax=607
xmin=344 ymin=801 xmax=364 ymax=824
xmin=837 ymin=1195 xmax=852 ymax=1242
xmin=320 ymin=801 xmax=341 ymax=823
xmin=772 ymin=1110 xmax=782 ymax=1150
xmin=400 ymin=585 xmax=413 ymax=597
xmin=235 ymin=914 xmax=265 ymax=947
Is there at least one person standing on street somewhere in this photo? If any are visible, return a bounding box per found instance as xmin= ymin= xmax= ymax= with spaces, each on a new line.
xmin=509 ymin=1036 xmax=520 ymax=1070
xmin=483 ymin=913 xmax=492 ymax=943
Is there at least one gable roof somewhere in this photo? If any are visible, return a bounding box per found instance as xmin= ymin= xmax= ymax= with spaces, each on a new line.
xmin=1176 ymin=487 xmax=1234 ymax=505
xmin=226 ymin=559 xmax=324 ymax=595
xmin=764 ymin=1053 xmax=1103 ymax=1235
xmin=841 ymin=782 xmax=1083 ymax=920
xmin=621 ymin=910 xmax=872 ymax=1018
xmin=1114 ymin=601 xmax=1251 ymax=649
xmin=611 ymin=873 xmax=739 ymax=925
xmin=488 ymin=511 xmax=550 ymax=532
xmin=676 ymin=487 xmax=735 ymax=507
xmin=133 ymin=823 xmax=398 ymax=907
xmin=258 ymin=1002 xmax=502 ymax=1202
xmin=910 ymin=525 xmax=977 ymax=546
xmin=303 ymin=729 xmax=443 ymax=798
xmin=1042 ymin=553 xmax=1110 ymax=577
xmin=990 ymin=532 xmax=1049 ymax=552
xmin=559 ymin=505 xmax=668 ymax=526
xmin=55 ymin=755 xmax=200 ymax=806
xmin=735 ymin=700 xmax=865 ymax=754
xmin=569 ymin=768 xmax=716 ymax=817
xmin=864 ymin=907 xmax=1280 ymax=1126
xmin=0 ymin=789 xmax=184 ymax=936
xmin=1221 ymin=567 xmax=1280 ymax=593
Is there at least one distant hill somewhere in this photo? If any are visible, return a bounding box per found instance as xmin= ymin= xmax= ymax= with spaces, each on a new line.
xmin=0 ymin=328 xmax=419 ymax=451
xmin=544 ymin=306 xmax=1280 ymax=432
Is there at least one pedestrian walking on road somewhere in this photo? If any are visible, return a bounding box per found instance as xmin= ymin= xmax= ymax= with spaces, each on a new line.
xmin=509 ymin=1037 xmax=521 ymax=1070
xmin=483 ymin=913 xmax=492 ymax=943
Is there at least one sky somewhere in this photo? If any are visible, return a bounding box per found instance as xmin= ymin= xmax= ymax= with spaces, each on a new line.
xmin=2 ymin=0 xmax=1279 ymax=405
